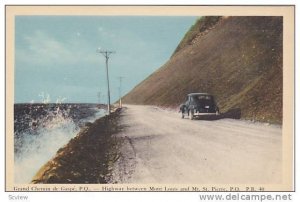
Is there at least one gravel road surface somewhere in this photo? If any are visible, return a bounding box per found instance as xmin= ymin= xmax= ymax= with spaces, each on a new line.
xmin=110 ymin=105 xmax=282 ymax=184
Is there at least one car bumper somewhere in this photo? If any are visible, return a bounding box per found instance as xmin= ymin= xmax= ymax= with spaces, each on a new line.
xmin=193 ymin=112 xmax=218 ymax=116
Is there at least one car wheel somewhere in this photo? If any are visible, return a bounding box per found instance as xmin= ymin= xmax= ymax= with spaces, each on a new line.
xmin=190 ymin=110 xmax=194 ymax=120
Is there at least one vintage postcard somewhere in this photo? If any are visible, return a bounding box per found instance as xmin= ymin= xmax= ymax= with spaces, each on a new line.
xmin=5 ymin=5 xmax=294 ymax=192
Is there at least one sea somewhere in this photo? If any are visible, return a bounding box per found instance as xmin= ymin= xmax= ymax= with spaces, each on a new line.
xmin=14 ymin=103 xmax=106 ymax=184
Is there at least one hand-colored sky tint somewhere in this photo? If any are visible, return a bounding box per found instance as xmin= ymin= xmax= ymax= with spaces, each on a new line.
xmin=15 ymin=16 xmax=197 ymax=103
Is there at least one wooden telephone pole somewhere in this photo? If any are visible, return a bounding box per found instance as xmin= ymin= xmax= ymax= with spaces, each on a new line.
xmin=97 ymin=49 xmax=115 ymax=115
xmin=117 ymin=76 xmax=124 ymax=108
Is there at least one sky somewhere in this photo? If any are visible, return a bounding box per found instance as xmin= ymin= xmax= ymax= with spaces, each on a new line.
xmin=15 ymin=16 xmax=197 ymax=103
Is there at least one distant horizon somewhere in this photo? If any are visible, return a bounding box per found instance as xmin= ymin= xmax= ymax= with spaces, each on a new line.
xmin=15 ymin=16 xmax=197 ymax=104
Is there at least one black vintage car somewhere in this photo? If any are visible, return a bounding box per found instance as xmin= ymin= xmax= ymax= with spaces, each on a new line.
xmin=180 ymin=93 xmax=219 ymax=120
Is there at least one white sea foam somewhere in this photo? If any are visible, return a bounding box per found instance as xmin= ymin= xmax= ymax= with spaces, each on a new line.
xmin=82 ymin=108 xmax=106 ymax=123
xmin=14 ymin=105 xmax=105 ymax=184
xmin=14 ymin=110 xmax=78 ymax=183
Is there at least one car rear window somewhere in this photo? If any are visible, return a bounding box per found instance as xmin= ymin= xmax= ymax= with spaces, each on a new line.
xmin=191 ymin=95 xmax=214 ymax=105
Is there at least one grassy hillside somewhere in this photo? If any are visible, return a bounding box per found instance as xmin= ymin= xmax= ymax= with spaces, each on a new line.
xmin=123 ymin=16 xmax=283 ymax=124
xmin=172 ymin=16 xmax=222 ymax=55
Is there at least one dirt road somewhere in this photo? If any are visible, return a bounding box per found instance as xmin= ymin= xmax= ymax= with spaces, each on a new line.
xmin=110 ymin=105 xmax=282 ymax=184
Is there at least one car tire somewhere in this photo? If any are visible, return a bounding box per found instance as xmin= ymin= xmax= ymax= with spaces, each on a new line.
xmin=190 ymin=110 xmax=194 ymax=120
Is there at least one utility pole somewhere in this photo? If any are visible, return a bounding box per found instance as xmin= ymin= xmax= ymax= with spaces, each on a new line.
xmin=97 ymin=91 xmax=101 ymax=104
xmin=117 ymin=76 xmax=124 ymax=108
xmin=97 ymin=49 xmax=115 ymax=115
